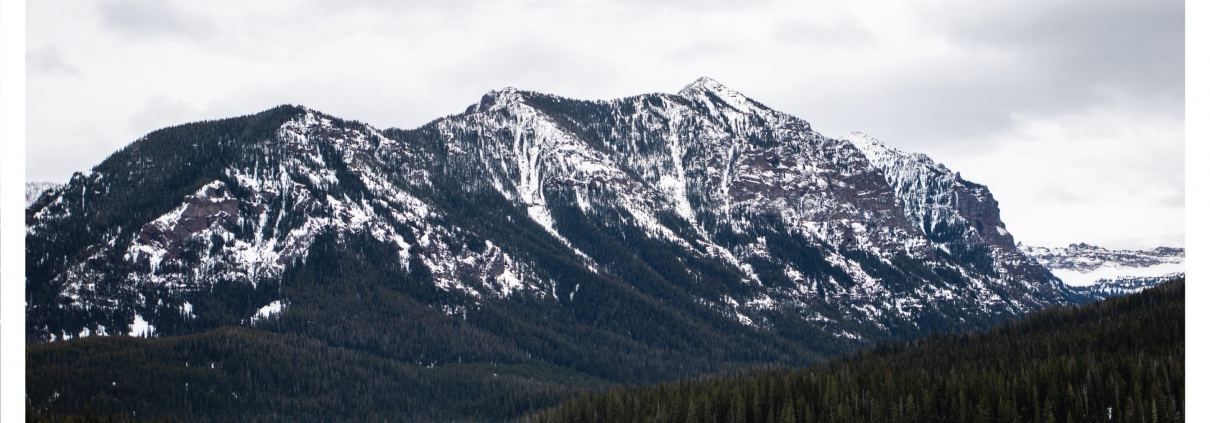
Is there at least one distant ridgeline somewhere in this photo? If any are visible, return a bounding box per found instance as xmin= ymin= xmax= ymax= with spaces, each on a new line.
xmin=1022 ymin=243 xmax=1184 ymax=301
xmin=524 ymin=279 xmax=1185 ymax=423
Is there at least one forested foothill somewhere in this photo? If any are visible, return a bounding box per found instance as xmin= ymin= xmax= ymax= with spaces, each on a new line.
xmin=524 ymin=279 xmax=1185 ymax=423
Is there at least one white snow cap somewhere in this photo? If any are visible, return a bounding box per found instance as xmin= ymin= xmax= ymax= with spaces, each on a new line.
xmin=843 ymin=131 xmax=881 ymax=145
xmin=678 ymin=76 xmax=748 ymax=99
xmin=680 ymin=76 xmax=729 ymax=93
xmin=469 ymin=87 xmax=527 ymax=113
xmin=677 ymin=77 xmax=770 ymax=116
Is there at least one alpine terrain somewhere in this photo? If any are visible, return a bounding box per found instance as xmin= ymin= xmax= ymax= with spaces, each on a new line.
xmin=25 ymin=77 xmax=1103 ymax=421
xmin=1022 ymin=243 xmax=1185 ymax=299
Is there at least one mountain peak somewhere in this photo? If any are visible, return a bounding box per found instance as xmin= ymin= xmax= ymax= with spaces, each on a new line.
xmin=466 ymin=87 xmax=528 ymax=113
xmin=28 ymin=78 xmax=1078 ymax=377
xmin=679 ymin=76 xmax=728 ymax=93
xmin=841 ymin=131 xmax=883 ymax=147
xmin=677 ymin=76 xmax=747 ymax=99
xmin=676 ymin=76 xmax=777 ymax=119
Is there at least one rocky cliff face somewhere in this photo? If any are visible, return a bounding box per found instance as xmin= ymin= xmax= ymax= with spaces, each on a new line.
xmin=27 ymin=78 xmax=1076 ymax=355
xmin=844 ymin=133 xmax=1053 ymax=285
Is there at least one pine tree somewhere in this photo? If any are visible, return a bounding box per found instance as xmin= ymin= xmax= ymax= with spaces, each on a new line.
xmin=778 ymin=402 xmax=795 ymax=423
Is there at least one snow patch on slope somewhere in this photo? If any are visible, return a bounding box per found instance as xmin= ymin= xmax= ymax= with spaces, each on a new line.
xmin=251 ymin=300 xmax=288 ymax=325
xmin=1049 ymin=263 xmax=1184 ymax=287
xmin=1023 ymin=243 xmax=1185 ymax=287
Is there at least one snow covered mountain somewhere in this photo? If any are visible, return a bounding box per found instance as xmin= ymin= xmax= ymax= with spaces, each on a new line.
xmin=26 ymin=78 xmax=1078 ymax=375
xmin=1021 ymin=243 xmax=1184 ymax=297
xmin=26 ymin=181 xmax=60 ymax=207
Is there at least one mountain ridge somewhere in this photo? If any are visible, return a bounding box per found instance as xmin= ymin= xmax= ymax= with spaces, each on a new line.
xmin=1021 ymin=242 xmax=1184 ymax=298
xmin=27 ymin=77 xmax=1082 ymax=381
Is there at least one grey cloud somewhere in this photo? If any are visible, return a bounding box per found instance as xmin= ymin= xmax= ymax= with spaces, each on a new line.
xmin=304 ymin=0 xmax=480 ymax=12
xmin=776 ymin=74 xmax=1029 ymax=155
xmin=320 ymin=0 xmax=783 ymax=25
xmin=127 ymin=95 xmax=202 ymax=135
xmin=19 ymin=0 xmax=1182 ymax=251
xmin=200 ymin=77 xmax=464 ymax=133
xmin=667 ymin=37 xmax=744 ymax=62
xmin=1099 ymin=154 xmax=1185 ymax=207
xmin=96 ymin=0 xmax=217 ymax=40
xmin=771 ymin=17 xmax=874 ymax=50
xmin=1160 ymin=193 xmax=1184 ymax=208
xmin=25 ymin=121 xmax=126 ymax=183
xmin=190 ymin=41 xmax=623 ymax=135
xmin=1096 ymin=231 xmax=1184 ymax=251
xmin=27 ymin=46 xmax=81 ymax=76
xmin=614 ymin=0 xmax=773 ymax=11
xmin=296 ymin=0 xmax=493 ymax=22
xmin=1035 ymin=184 xmax=1094 ymax=203
xmin=919 ymin=0 xmax=1184 ymax=116
xmin=428 ymin=41 xmax=620 ymax=101
xmin=790 ymin=0 xmax=1183 ymax=155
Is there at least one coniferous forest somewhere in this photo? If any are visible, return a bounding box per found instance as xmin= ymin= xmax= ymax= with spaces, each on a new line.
xmin=26 ymin=324 xmax=604 ymax=422
xmin=28 ymin=279 xmax=1182 ymax=422
xmin=523 ymin=279 xmax=1184 ymax=423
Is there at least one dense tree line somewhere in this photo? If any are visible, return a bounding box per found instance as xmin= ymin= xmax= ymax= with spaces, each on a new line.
xmin=524 ymin=279 xmax=1184 ymax=423
xmin=28 ymin=278 xmax=1183 ymax=422
xmin=27 ymin=325 xmax=604 ymax=423
xmin=26 ymin=406 xmax=174 ymax=423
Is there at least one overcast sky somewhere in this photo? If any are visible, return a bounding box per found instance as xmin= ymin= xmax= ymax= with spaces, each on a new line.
xmin=25 ymin=0 xmax=1184 ymax=250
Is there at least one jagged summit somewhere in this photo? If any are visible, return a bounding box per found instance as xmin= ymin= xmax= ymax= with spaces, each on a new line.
xmin=844 ymin=132 xmax=932 ymax=165
xmin=464 ymin=86 xmax=531 ymax=114
xmin=462 ymin=78 xmax=778 ymax=127
xmin=675 ymin=76 xmax=773 ymax=117
xmin=844 ymin=131 xmax=882 ymax=146
xmin=678 ymin=76 xmax=730 ymax=95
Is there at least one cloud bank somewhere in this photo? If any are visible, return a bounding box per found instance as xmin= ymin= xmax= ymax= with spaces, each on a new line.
xmin=26 ymin=0 xmax=1184 ymax=249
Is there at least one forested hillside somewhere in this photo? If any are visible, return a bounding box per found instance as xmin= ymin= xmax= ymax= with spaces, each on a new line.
xmin=27 ymin=278 xmax=1185 ymax=422
xmin=525 ymin=278 xmax=1185 ymax=423
xmin=26 ymin=325 xmax=606 ymax=422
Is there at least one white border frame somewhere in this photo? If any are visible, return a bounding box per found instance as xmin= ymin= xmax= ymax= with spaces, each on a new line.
xmin=1 ymin=0 xmax=27 ymax=420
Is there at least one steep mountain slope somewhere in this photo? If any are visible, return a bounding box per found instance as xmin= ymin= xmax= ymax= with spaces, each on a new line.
xmin=841 ymin=132 xmax=1060 ymax=299
xmin=1022 ymin=243 xmax=1184 ymax=298
xmin=26 ymin=78 xmax=1077 ymax=384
